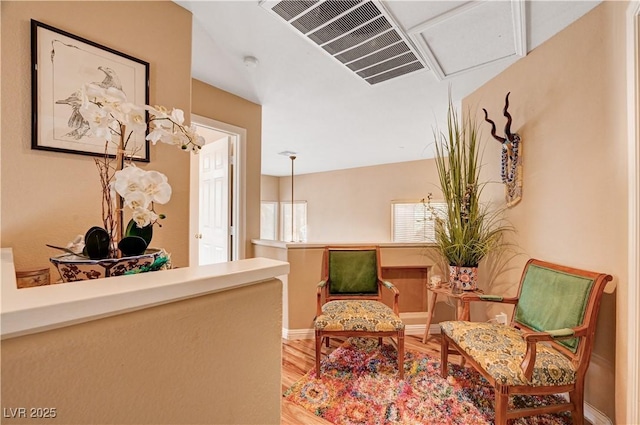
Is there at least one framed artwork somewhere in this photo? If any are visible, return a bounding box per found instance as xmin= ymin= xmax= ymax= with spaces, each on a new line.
xmin=31 ymin=20 xmax=150 ymax=161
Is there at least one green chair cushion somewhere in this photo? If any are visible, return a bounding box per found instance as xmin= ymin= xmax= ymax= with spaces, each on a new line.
xmin=315 ymin=300 xmax=404 ymax=332
xmin=514 ymin=264 xmax=594 ymax=353
xmin=328 ymin=250 xmax=378 ymax=295
xmin=441 ymin=321 xmax=577 ymax=387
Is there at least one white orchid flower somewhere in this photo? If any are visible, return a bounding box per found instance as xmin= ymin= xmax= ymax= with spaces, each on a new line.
xmin=122 ymin=103 xmax=147 ymax=132
xmin=104 ymin=86 xmax=128 ymax=104
xmin=83 ymin=83 xmax=107 ymax=103
xmin=122 ymin=190 xmax=151 ymax=210
xmin=146 ymin=129 xmax=187 ymax=147
xmin=147 ymin=106 xmax=171 ymax=128
xmin=104 ymin=106 xmax=125 ymax=125
xmin=170 ymin=132 xmax=190 ymax=148
xmin=146 ymin=127 xmax=167 ymax=145
xmin=114 ymin=165 xmax=171 ymax=208
xmin=131 ymin=207 xmax=158 ymax=228
xmin=113 ymin=165 xmax=146 ymax=198
xmin=170 ymin=108 xmax=185 ymax=125
xmin=148 ymin=105 xmax=170 ymax=118
xmin=80 ymin=102 xmax=112 ymax=141
xmin=187 ymin=124 xmax=205 ymax=150
xmin=82 ymin=84 xmax=125 ymax=106
xmin=141 ymin=170 xmax=172 ymax=204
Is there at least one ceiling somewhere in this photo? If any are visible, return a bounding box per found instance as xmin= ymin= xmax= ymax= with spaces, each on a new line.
xmin=175 ymin=0 xmax=601 ymax=176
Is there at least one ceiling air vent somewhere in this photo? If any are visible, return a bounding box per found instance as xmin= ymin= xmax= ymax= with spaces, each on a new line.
xmin=261 ymin=0 xmax=427 ymax=85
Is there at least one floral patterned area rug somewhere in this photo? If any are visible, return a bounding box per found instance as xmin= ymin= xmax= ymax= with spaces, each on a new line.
xmin=283 ymin=338 xmax=573 ymax=425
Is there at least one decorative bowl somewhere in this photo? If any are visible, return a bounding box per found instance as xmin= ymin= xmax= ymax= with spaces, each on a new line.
xmin=50 ymin=248 xmax=163 ymax=282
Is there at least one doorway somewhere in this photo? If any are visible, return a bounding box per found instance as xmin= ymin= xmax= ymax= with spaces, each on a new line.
xmin=189 ymin=115 xmax=246 ymax=266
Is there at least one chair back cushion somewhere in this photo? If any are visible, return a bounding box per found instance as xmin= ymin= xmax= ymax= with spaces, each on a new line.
xmin=328 ymin=250 xmax=379 ymax=295
xmin=514 ymin=263 xmax=594 ymax=353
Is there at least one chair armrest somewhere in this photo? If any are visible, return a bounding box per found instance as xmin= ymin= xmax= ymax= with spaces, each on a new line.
xmin=381 ymin=280 xmax=400 ymax=315
xmin=519 ymin=327 xmax=585 ymax=379
xmin=457 ymin=294 xmax=518 ymax=322
xmin=545 ymin=328 xmax=576 ymax=339
xmin=381 ymin=280 xmax=400 ymax=296
xmin=522 ymin=326 xmax=586 ymax=343
xmin=461 ymin=294 xmax=519 ymax=304
xmin=478 ymin=294 xmax=504 ymax=301
xmin=316 ymin=280 xmax=327 ymax=316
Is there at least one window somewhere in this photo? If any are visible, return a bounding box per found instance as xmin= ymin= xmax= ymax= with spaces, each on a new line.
xmin=260 ymin=201 xmax=278 ymax=240
xmin=281 ymin=201 xmax=307 ymax=242
xmin=391 ymin=200 xmax=447 ymax=243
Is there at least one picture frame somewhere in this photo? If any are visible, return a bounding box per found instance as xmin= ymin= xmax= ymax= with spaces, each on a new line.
xmin=31 ymin=20 xmax=150 ymax=161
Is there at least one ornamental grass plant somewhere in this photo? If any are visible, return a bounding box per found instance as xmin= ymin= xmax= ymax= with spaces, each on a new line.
xmin=431 ymin=97 xmax=512 ymax=268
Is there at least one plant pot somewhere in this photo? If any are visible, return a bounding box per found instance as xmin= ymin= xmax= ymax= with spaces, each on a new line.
xmin=449 ymin=265 xmax=478 ymax=292
xmin=50 ymin=248 xmax=163 ymax=282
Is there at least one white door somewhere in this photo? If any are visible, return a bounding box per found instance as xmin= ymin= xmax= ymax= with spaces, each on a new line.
xmin=198 ymin=135 xmax=229 ymax=265
xmin=189 ymin=115 xmax=246 ymax=266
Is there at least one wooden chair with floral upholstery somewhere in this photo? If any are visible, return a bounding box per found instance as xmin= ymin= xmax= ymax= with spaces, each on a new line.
xmin=315 ymin=246 xmax=405 ymax=379
xmin=440 ymin=258 xmax=612 ymax=425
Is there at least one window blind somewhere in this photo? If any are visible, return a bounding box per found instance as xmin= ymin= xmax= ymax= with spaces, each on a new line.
xmin=391 ymin=200 xmax=446 ymax=243
xmin=260 ymin=201 xmax=278 ymax=240
xmin=281 ymin=201 xmax=308 ymax=242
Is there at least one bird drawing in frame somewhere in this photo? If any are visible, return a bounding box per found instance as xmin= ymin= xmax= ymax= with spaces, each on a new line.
xmin=56 ymin=66 xmax=123 ymax=140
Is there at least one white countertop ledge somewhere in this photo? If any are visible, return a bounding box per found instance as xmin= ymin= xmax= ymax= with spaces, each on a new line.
xmin=1 ymin=248 xmax=289 ymax=340
xmin=251 ymin=239 xmax=435 ymax=249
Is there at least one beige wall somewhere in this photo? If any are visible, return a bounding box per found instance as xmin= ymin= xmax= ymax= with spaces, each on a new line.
xmin=1 ymin=1 xmax=193 ymax=274
xmin=192 ymin=79 xmax=262 ymax=258
xmin=1 ymin=278 xmax=283 ymax=424
xmin=261 ymin=175 xmax=280 ymax=201
xmin=276 ymin=158 xmax=442 ymax=243
xmin=464 ymin=2 xmax=627 ymax=420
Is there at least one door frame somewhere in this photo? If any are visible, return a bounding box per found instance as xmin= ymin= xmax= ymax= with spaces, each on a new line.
xmin=626 ymin=2 xmax=640 ymax=424
xmin=189 ymin=115 xmax=247 ymax=265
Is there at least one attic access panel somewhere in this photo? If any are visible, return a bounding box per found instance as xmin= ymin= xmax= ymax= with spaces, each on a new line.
xmin=407 ymin=0 xmax=527 ymax=80
xmin=261 ymin=0 xmax=428 ymax=85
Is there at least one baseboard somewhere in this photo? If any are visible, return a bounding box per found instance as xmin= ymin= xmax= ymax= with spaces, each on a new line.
xmin=548 ymin=394 xmax=612 ymax=425
xmin=403 ymin=324 xmax=426 ymax=336
xmin=282 ymin=328 xmax=314 ymax=340
xmin=426 ymin=324 xmax=442 ymax=334
xmin=584 ymin=402 xmax=613 ymax=425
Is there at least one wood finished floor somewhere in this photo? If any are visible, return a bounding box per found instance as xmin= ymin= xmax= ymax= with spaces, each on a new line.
xmin=280 ymin=334 xmax=463 ymax=425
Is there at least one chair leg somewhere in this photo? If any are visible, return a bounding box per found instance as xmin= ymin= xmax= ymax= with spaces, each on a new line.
xmin=494 ymin=384 xmax=509 ymax=425
xmin=441 ymin=335 xmax=449 ymax=378
xmin=325 ymin=336 xmax=330 ymax=348
xmin=378 ymin=337 xmax=383 ymax=346
xmin=397 ymin=331 xmax=405 ymax=380
xmin=569 ymin=386 xmax=585 ymax=425
xmin=422 ymin=292 xmax=438 ymax=343
xmin=315 ymin=331 xmax=322 ymax=378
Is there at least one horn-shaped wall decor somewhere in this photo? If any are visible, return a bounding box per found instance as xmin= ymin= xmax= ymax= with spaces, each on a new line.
xmin=483 ymin=92 xmax=522 ymax=207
